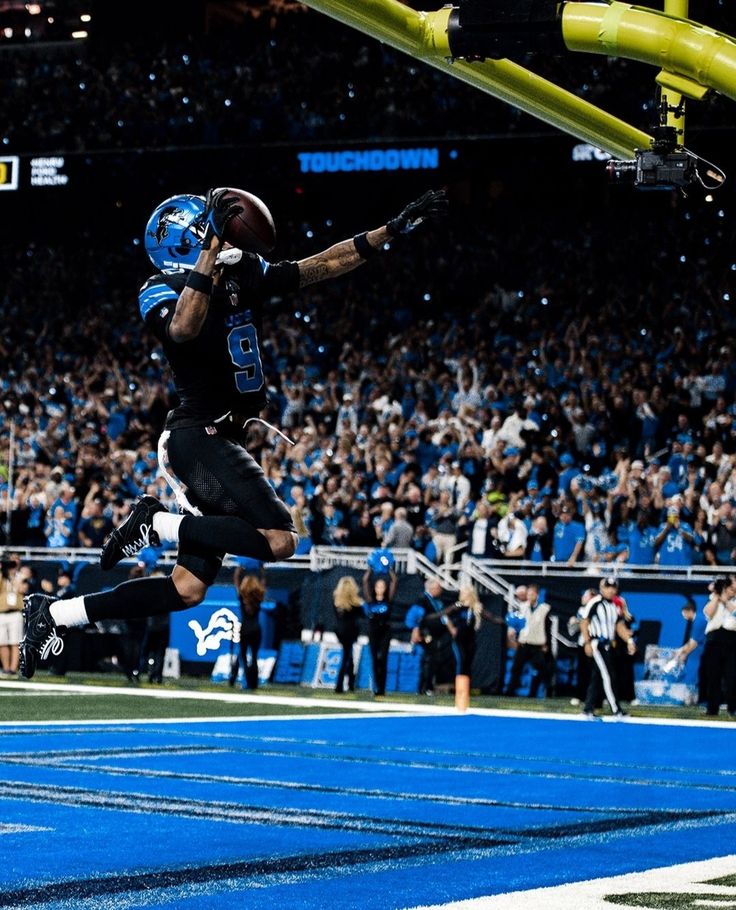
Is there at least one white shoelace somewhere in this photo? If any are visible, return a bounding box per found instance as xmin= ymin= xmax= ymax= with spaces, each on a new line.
xmin=39 ymin=630 xmax=65 ymax=660
xmin=121 ymin=522 xmax=154 ymax=557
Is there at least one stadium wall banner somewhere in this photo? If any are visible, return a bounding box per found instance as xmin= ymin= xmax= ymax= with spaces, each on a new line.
xmin=169 ymin=584 xmax=276 ymax=663
xmin=297 ymin=146 xmax=441 ymax=174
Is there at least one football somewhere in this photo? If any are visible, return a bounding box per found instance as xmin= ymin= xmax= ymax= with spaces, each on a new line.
xmin=221 ymin=187 xmax=277 ymax=255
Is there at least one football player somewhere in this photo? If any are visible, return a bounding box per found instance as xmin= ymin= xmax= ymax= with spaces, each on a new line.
xmin=19 ymin=187 xmax=447 ymax=678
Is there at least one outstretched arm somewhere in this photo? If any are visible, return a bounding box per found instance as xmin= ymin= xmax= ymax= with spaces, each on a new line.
xmin=297 ymin=227 xmax=389 ymax=288
xmin=297 ymin=189 xmax=448 ymax=289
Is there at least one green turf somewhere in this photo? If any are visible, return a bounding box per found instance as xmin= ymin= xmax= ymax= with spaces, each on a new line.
xmin=0 ymin=694 xmax=354 ymax=723
xmin=0 ymin=674 xmax=731 ymax=723
xmin=604 ymin=875 xmax=736 ymax=910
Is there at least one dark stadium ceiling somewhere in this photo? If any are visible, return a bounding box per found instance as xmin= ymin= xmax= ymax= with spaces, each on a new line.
xmin=0 ymin=0 xmax=92 ymax=43
xmin=1 ymin=1 xmax=734 ymax=46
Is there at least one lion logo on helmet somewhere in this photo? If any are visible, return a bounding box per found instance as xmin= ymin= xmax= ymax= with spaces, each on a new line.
xmin=152 ymin=205 xmax=194 ymax=244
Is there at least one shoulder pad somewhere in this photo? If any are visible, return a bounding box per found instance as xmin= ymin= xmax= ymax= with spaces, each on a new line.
xmin=138 ymin=271 xmax=182 ymax=320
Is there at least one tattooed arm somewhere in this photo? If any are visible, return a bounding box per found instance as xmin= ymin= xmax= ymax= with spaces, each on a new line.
xmin=296 ymin=227 xmax=390 ymax=288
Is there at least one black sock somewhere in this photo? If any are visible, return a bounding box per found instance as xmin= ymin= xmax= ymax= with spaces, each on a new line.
xmin=179 ymin=515 xmax=275 ymax=562
xmin=85 ymin=576 xmax=188 ymax=622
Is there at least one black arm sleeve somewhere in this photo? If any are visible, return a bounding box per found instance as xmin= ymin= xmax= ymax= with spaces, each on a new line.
xmin=263 ymin=260 xmax=300 ymax=295
xmin=238 ymin=254 xmax=300 ymax=296
xmin=145 ymin=303 xmax=177 ymax=344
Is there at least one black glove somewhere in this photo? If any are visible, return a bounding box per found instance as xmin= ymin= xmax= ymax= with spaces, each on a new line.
xmin=201 ymin=187 xmax=243 ymax=248
xmin=386 ymin=189 xmax=448 ymax=238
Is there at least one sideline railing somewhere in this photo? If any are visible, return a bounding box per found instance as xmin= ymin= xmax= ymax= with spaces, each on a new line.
xmin=471 ymin=558 xmax=729 ymax=583
xmin=0 ymin=546 xmax=310 ymax=571
xmin=309 ymin=546 xmax=459 ymax=590
xmin=5 ymin=545 xmax=725 ymax=591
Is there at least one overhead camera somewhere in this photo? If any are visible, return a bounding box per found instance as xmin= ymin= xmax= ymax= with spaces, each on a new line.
xmin=606 ymin=126 xmax=726 ymax=190
xmin=607 ymin=128 xmax=692 ymax=189
xmin=606 ymin=127 xmax=724 ymax=191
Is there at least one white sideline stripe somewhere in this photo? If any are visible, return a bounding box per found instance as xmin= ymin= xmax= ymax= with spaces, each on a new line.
xmin=0 ymin=681 xmax=454 ymax=717
xmin=403 ymin=854 xmax=736 ymax=910
xmin=0 ymin=823 xmax=52 ymax=835
xmin=0 ymin=711 xmax=426 ymax=727
xmin=0 ymin=681 xmax=734 ymax=729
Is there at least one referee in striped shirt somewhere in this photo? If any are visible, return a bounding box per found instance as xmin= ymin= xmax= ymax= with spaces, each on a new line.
xmin=580 ymin=577 xmax=636 ymax=718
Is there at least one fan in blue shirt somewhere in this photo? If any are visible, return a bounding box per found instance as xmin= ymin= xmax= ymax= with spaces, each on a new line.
xmin=552 ymin=506 xmax=586 ymax=563
xmin=655 ymin=509 xmax=699 ymax=566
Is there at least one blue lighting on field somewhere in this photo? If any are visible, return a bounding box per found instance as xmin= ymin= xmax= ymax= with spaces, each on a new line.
xmin=298 ymin=147 xmax=440 ymax=174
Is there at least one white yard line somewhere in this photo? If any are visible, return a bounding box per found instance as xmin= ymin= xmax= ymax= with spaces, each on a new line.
xmin=0 ymin=680 xmax=454 ymax=718
xmin=403 ymin=854 xmax=736 ymax=910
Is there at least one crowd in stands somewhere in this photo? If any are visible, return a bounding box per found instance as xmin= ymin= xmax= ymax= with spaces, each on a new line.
xmin=2 ymin=189 xmax=736 ymax=570
xmin=2 ymin=0 xmax=736 ymax=571
xmin=2 ymin=4 xmax=733 ymax=155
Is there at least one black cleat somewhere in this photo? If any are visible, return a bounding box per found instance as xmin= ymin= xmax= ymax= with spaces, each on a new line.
xmin=100 ymin=495 xmax=165 ymax=570
xmin=19 ymin=595 xmax=66 ymax=680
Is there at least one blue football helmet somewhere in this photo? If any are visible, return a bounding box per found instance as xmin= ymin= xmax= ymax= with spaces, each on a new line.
xmin=144 ymin=193 xmax=206 ymax=271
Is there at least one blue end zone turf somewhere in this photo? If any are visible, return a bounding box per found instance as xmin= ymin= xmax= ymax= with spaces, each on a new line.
xmin=0 ymin=714 xmax=734 ymax=909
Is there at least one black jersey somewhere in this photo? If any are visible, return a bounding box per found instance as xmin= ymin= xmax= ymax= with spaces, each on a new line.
xmin=138 ymin=253 xmax=299 ymax=428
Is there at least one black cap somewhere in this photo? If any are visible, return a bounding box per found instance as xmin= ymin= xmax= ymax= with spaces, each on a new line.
xmin=601 ymin=577 xmax=618 ymax=589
